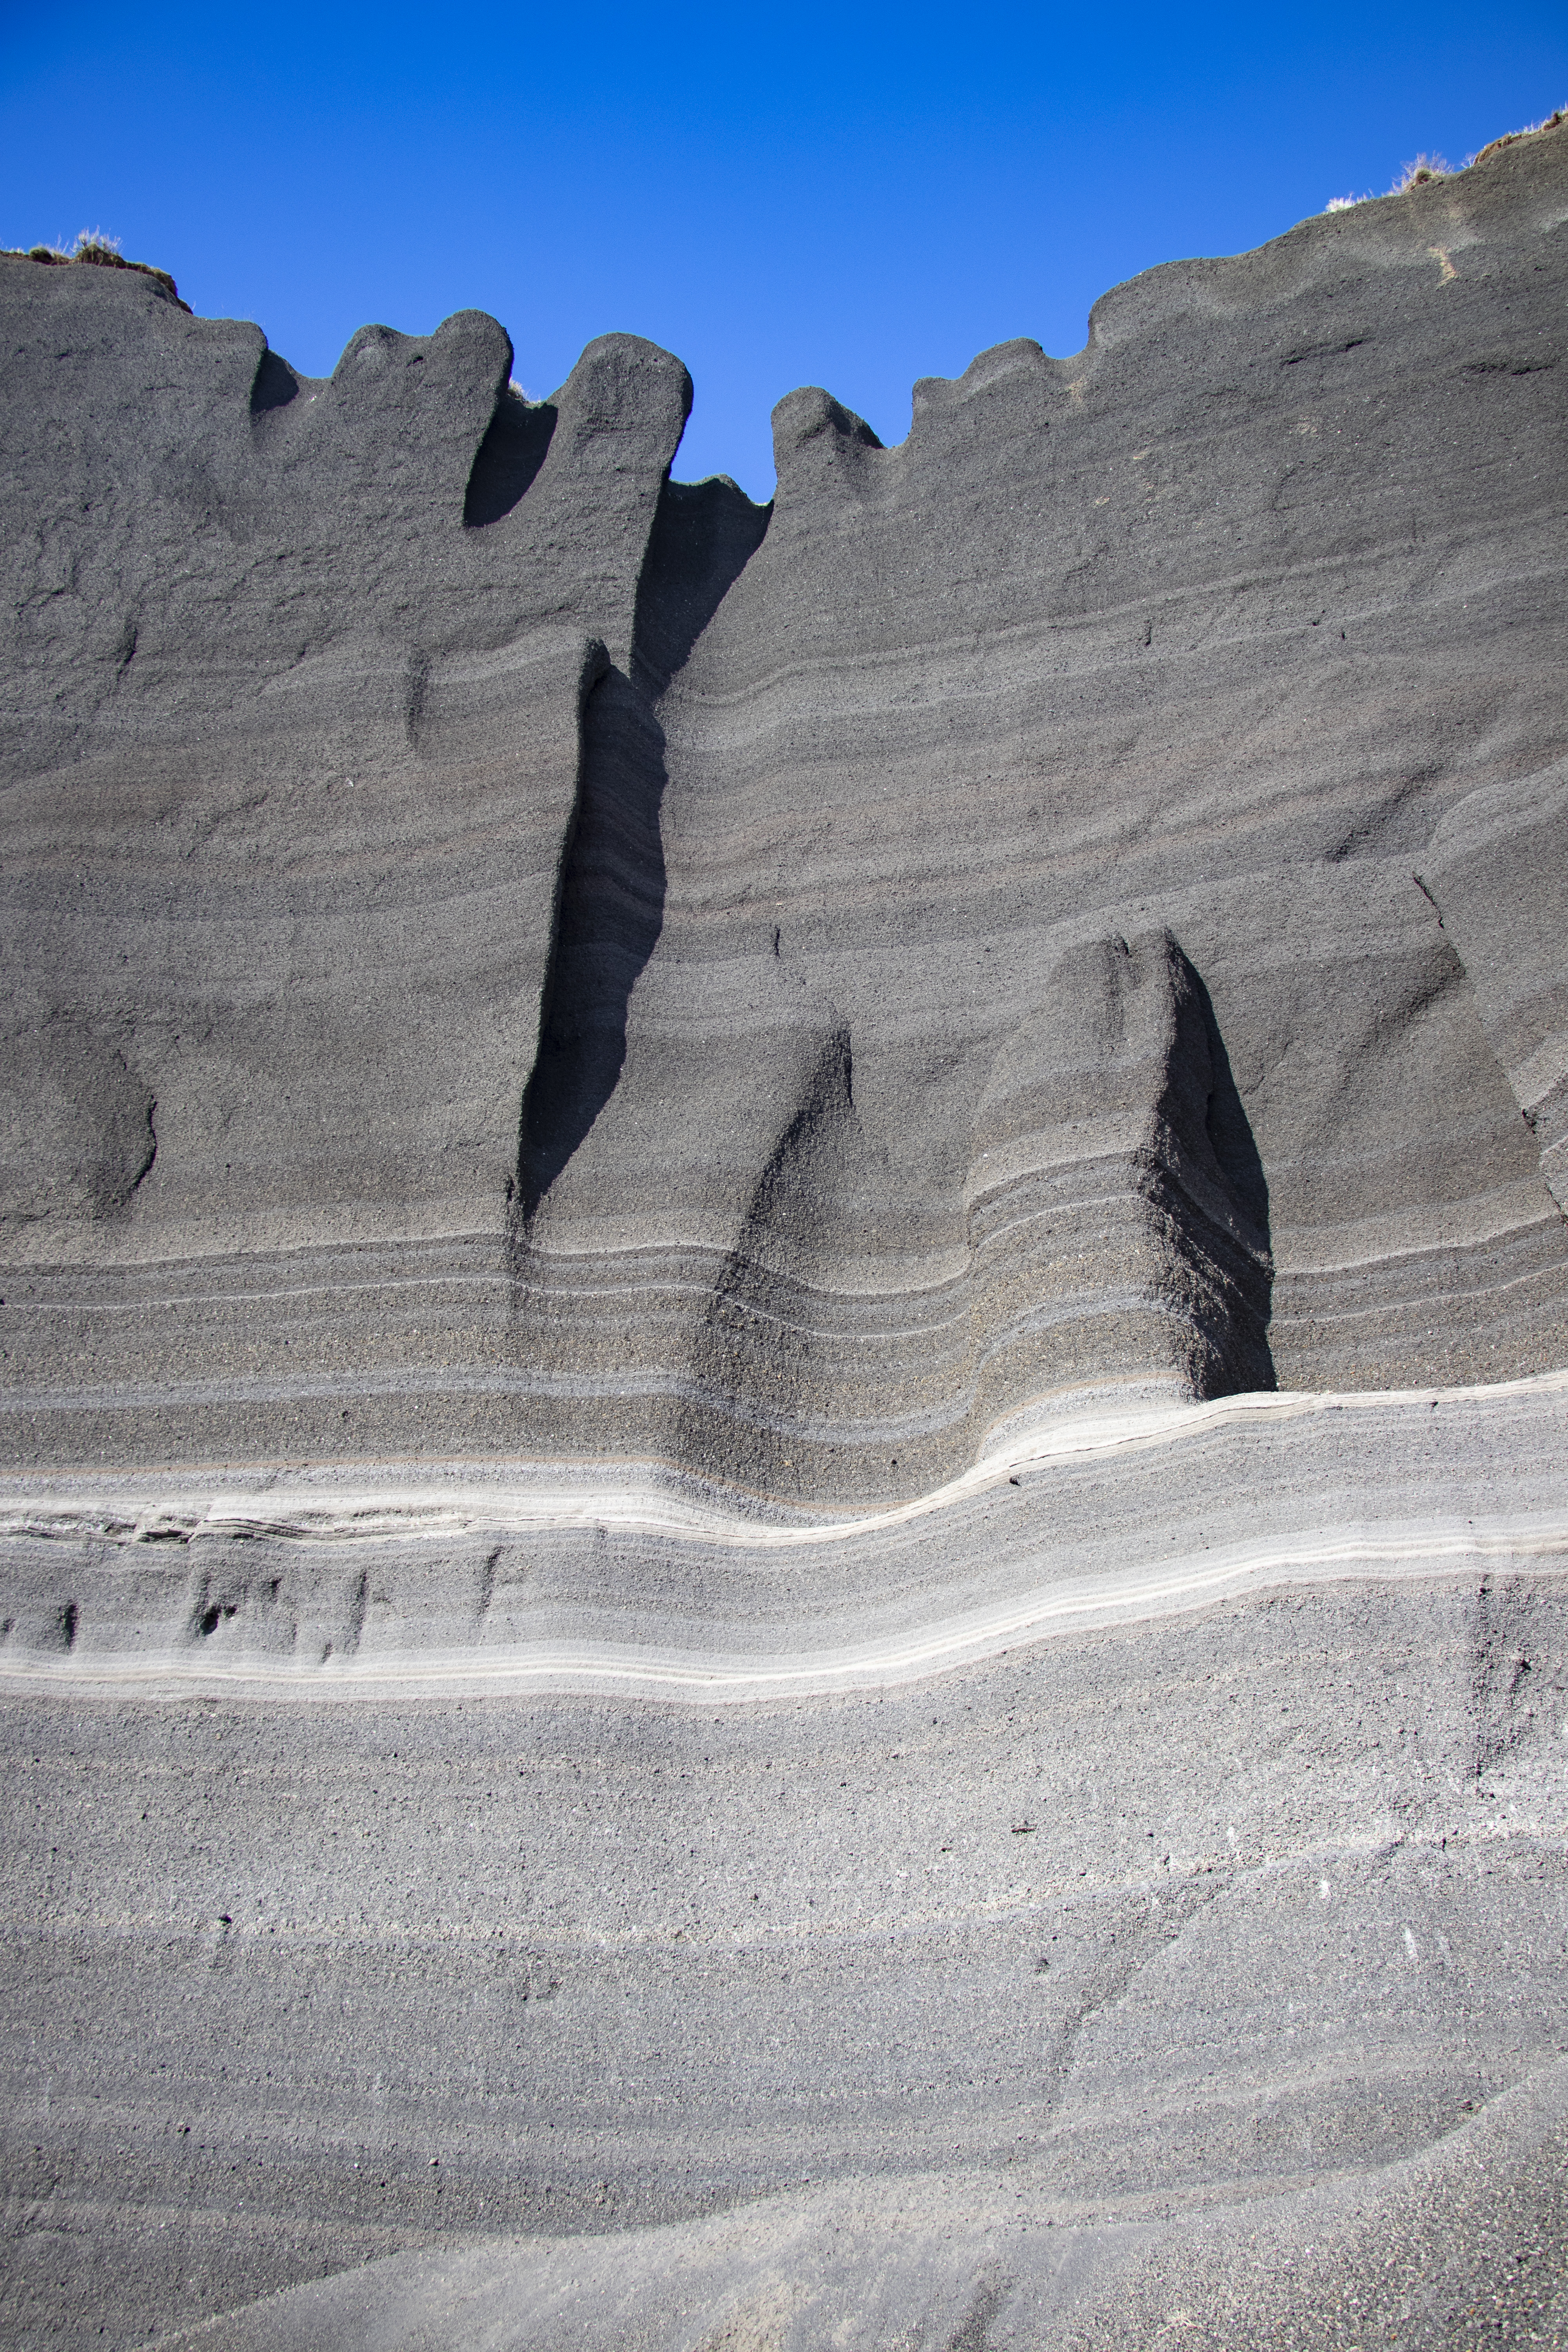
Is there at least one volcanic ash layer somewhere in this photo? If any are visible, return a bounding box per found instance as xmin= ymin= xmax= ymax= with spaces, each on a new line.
xmin=4 ymin=126 xmax=1568 ymax=1506
xmin=0 ymin=120 xmax=1567 ymax=2352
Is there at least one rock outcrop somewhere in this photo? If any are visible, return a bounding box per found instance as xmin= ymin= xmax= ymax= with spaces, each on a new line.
xmin=1 ymin=120 xmax=1566 ymax=2352
xmin=5 ymin=125 xmax=1568 ymax=1501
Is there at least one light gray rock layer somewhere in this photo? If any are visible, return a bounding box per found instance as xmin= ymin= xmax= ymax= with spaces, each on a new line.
xmin=154 ymin=2060 xmax=1568 ymax=2352
xmin=1 ymin=1377 xmax=1566 ymax=2345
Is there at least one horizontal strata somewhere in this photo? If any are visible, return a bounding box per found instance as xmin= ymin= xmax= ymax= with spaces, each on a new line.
xmin=2 ymin=126 xmax=1568 ymax=2352
xmin=6 ymin=1482 xmax=1567 ymax=2350
xmin=2 ymin=1373 xmax=1564 ymax=1695
xmin=154 ymin=2056 xmax=1568 ymax=2352
xmin=3 ymin=131 xmax=1568 ymax=1504
xmin=4 ymin=1519 xmax=1563 ymax=1701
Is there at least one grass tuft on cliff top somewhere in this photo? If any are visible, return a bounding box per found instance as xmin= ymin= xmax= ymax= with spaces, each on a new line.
xmin=1 ymin=226 xmax=183 ymax=305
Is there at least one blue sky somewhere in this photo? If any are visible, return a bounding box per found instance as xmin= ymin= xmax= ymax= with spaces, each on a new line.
xmin=4 ymin=2 xmax=1565 ymax=498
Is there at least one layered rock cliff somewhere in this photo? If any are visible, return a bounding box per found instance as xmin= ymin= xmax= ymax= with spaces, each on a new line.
xmin=4 ymin=123 xmax=1566 ymax=1504
xmin=2 ymin=118 xmax=1567 ymax=2352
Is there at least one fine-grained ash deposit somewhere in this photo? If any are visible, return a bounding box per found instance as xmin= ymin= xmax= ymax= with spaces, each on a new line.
xmin=2 ymin=120 xmax=1566 ymax=2352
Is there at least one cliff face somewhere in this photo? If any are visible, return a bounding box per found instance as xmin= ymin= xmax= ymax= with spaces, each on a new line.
xmin=3 ymin=126 xmax=1566 ymax=1501
xmin=2 ymin=127 xmax=1568 ymax=2352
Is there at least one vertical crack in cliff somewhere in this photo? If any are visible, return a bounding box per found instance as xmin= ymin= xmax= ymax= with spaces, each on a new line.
xmin=514 ymin=659 xmax=668 ymax=1229
xmin=511 ymin=470 xmax=773 ymax=1241
xmin=1158 ymin=944 xmax=1276 ymax=1396
xmin=247 ymin=346 xmax=299 ymax=419
xmin=631 ymin=474 xmax=771 ymax=698
xmin=463 ymin=386 xmax=557 ymax=527
xmin=966 ymin=929 xmax=1274 ymax=1423
xmin=732 ymin=1027 xmax=857 ymax=1261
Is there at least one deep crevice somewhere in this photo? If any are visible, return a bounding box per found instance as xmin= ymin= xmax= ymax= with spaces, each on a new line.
xmin=464 ymin=388 xmax=556 ymax=527
xmin=508 ymin=466 xmax=770 ymax=1240
xmin=970 ymin=930 xmax=1275 ymax=1409
xmin=632 ymin=475 xmax=771 ymax=695
xmin=249 ymin=348 xmax=298 ymax=417
xmin=1182 ymin=960 xmax=1271 ymax=1258
xmin=673 ymin=1023 xmax=861 ymax=1486
xmin=1160 ymin=942 xmax=1276 ymax=1395
xmin=730 ymin=1029 xmax=857 ymax=1263
xmin=514 ymin=667 xmax=668 ymax=1224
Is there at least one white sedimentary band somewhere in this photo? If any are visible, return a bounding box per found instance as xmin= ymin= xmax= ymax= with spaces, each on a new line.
xmin=4 ymin=1368 xmax=1563 ymax=1550
xmin=2 ymin=1372 xmax=1563 ymax=1698
xmin=3 ymin=1515 xmax=1562 ymax=1702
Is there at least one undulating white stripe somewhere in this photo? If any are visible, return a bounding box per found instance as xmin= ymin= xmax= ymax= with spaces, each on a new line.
xmin=2 ymin=1516 xmax=1564 ymax=1702
xmin=1 ymin=1370 xmax=1563 ymax=1553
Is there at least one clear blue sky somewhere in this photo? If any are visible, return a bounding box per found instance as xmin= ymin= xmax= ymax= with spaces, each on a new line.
xmin=4 ymin=2 xmax=1565 ymax=499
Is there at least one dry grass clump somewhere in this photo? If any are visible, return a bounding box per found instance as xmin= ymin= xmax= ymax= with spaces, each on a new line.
xmin=1 ymin=227 xmax=183 ymax=305
xmin=1325 ymin=104 xmax=1564 ymax=213
xmin=1392 ymin=152 xmax=1451 ymax=191
xmin=1470 ymin=104 xmax=1566 ymax=165
xmin=1325 ymin=153 xmax=1452 ymax=210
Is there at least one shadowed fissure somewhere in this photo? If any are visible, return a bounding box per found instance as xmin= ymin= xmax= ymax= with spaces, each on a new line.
xmin=512 ymin=475 xmax=771 ymax=1227
xmin=514 ymin=662 xmax=669 ymax=1225
xmin=677 ymin=1025 xmax=864 ymax=1485
xmin=464 ymin=386 xmax=558 ymax=527
xmin=1156 ymin=940 xmax=1276 ymax=1396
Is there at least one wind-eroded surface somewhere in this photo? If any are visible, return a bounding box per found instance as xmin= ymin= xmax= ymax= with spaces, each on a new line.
xmin=1 ymin=120 xmax=1567 ymax=2352
xmin=4 ymin=131 xmax=1568 ymax=1500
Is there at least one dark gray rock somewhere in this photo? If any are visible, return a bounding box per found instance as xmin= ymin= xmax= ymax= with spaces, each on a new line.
xmin=1419 ymin=757 xmax=1568 ymax=1212
xmin=9 ymin=133 xmax=1566 ymax=1499
xmin=1 ymin=117 xmax=1567 ymax=2352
